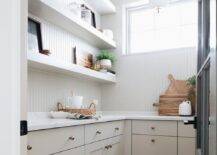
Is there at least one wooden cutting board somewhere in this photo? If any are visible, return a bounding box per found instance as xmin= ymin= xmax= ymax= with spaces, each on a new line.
xmin=157 ymin=74 xmax=192 ymax=116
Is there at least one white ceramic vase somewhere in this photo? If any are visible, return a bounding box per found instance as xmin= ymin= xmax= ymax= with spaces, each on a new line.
xmin=100 ymin=59 xmax=112 ymax=70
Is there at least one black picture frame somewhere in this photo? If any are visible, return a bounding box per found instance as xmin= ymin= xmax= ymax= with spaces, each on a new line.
xmin=28 ymin=18 xmax=43 ymax=53
xmin=81 ymin=4 xmax=96 ymax=28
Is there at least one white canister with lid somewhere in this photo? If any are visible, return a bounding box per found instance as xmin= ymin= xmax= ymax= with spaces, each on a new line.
xmin=179 ymin=100 xmax=192 ymax=116
xmin=67 ymin=96 xmax=83 ymax=109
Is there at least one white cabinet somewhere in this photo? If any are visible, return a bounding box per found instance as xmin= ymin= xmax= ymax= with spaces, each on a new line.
xmin=85 ymin=121 xmax=124 ymax=144
xmin=178 ymin=122 xmax=196 ymax=137
xmin=54 ymin=146 xmax=85 ymax=155
xmin=132 ymin=120 xmax=177 ymax=136
xmin=85 ymin=139 xmax=106 ymax=155
xmin=28 ymin=121 xmax=124 ymax=155
xmin=132 ymin=135 xmax=177 ymax=155
xmin=27 ymin=126 xmax=84 ymax=155
xmin=178 ymin=137 xmax=196 ymax=155
xmin=178 ymin=122 xmax=196 ymax=155
xmin=85 ymin=136 xmax=123 ymax=155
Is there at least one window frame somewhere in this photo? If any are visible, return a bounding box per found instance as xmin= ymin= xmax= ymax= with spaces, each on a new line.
xmin=123 ymin=0 xmax=197 ymax=55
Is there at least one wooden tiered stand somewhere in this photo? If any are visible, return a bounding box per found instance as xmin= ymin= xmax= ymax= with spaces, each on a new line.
xmin=154 ymin=74 xmax=195 ymax=116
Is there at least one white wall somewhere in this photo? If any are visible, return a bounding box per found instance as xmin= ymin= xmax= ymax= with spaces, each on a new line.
xmin=28 ymin=15 xmax=102 ymax=112
xmin=0 ymin=0 xmax=27 ymax=155
xmin=100 ymin=0 xmax=197 ymax=111
xmin=28 ymin=69 xmax=101 ymax=112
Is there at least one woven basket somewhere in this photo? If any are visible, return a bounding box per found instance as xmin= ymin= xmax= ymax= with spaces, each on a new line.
xmin=57 ymin=102 xmax=96 ymax=116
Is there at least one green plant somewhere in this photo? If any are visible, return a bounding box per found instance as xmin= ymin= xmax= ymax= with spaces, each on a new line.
xmin=96 ymin=50 xmax=116 ymax=64
xmin=187 ymin=75 xmax=196 ymax=86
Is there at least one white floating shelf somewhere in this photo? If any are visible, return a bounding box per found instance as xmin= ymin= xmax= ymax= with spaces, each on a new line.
xmin=28 ymin=52 xmax=117 ymax=84
xmin=28 ymin=0 xmax=116 ymax=49
xmin=85 ymin=0 xmax=116 ymax=15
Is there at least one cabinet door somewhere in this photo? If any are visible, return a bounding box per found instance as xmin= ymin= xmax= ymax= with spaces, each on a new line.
xmin=178 ymin=137 xmax=195 ymax=155
xmin=28 ymin=126 xmax=84 ymax=155
xmin=85 ymin=140 xmax=106 ymax=155
xmin=132 ymin=135 xmax=177 ymax=155
xmin=85 ymin=136 xmax=123 ymax=155
xmin=54 ymin=146 xmax=85 ymax=155
xmin=106 ymin=138 xmax=123 ymax=155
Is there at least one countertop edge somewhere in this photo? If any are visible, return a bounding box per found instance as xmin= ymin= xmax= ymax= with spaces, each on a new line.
xmin=28 ymin=115 xmax=194 ymax=132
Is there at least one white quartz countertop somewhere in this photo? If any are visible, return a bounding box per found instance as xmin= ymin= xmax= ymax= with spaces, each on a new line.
xmin=28 ymin=112 xmax=194 ymax=131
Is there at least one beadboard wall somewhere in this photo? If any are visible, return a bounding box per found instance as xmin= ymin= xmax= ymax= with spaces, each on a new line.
xmin=101 ymin=48 xmax=197 ymax=111
xmin=28 ymin=69 xmax=101 ymax=112
xmin=100 ymin=0 xmax=197 ymax=111
xmin=28 ymin=14 xmax=102 ymax=112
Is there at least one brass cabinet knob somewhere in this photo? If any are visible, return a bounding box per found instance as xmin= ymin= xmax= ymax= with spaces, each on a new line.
xmin=105 ymin=145 xmax=109 ymax=150
xmin=151 ymin=139 xmax=155 ymax=143
xmin=151 ymin=126 xmax=155 ymax=130
xmin=96 ymin=131 xmax=102 ymax=135
xmin=27 ymin=145 xmax=32 ymax=151
xmin=105 ymin=145 xmax=112 ymax=150
xmin=115 ymin=127 xmax=119 ymax=131
xmin=68 ymin=136 xmax=75 ymax=141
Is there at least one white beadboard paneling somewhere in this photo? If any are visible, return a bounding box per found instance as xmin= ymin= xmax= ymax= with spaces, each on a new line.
xmin=101 ymin=48 xmax=197 ymax=111
xmin=28 ymin=69 xmax=101 ymax=112
xmin=100 ymin=0 xmax=197 ymax=111
xmin=29 ymin=14 xmax=99 ymax=63
xmin=28 ymin=14 xmax=101 ymax=112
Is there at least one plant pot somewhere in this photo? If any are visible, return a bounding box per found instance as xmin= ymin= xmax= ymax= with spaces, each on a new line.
xmin=99 ymin=59 xmax=112 ymax=70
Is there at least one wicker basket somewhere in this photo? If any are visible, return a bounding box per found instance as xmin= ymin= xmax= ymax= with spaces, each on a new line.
xmin=57 ymin=102 xmax=96 ymax=116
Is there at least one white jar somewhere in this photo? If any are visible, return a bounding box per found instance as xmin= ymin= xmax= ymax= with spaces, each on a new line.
xmin=100 ymin=59 xmax=112 ymax=70
xmin=67 ymin=96 xmax=83 ymax=109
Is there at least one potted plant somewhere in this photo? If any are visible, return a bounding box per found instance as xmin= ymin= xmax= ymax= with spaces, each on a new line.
xmin=187 ymin=75 xmax=196 ymax=114
xmin=96 ymin=50 xmax=116 ymax=71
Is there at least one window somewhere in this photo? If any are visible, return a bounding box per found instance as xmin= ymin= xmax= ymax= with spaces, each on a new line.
xmin=124 ymin=0 xmax=198 ymax=54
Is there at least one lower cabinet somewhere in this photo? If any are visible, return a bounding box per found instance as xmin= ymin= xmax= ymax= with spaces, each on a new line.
xmin=178 ymin=137 xmax=195 ymax=155
xmin=54 ymin=146 xmax=85 ymax=155
xmin=132 ymin=135 xmax=177 ymax=155
xmin=85 ymin=136 xmax=123 ymax=155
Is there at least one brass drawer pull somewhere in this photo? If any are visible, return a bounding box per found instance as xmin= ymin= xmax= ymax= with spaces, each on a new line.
xmin=105 ymin=145 xmax=112 ymax=150
xmin=115 ymin=127 xmax=119 ymax=131
xmin=151 ymin=126 xmax=155 ymax=130
xmin=151 ymin=139 xmax=155 ymax=143
xmin=68 ymin=136 xmax=75 ymax=141
xmin=105 ymin=145 xmax=109 ymax=150
xmin=27 ymin=145 xmax=32 ymax=151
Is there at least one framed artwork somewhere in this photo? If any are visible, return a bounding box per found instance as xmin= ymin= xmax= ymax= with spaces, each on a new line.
xmin=28 ymin=18 xmax=43 ymax=53
xmin=72 ymin=47 xmax=93 ymax=68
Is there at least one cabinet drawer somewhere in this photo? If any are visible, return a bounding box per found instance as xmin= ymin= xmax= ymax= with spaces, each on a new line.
xmin=85 ymin=121 xmax=124 ymax=144
xmin=53 ymin=146 xmax=85 ymax=155
xmin=28 ymin=126 xmax=84 ymax=155
xmin=132 ymin=135 xmax=177 ymax=155
xmin=178 ymin=122 xmax=196 ymax=137
xmin=85 ymin=136 xmax=123 ymax=155
xmin=178 ymin=137 xmax=195 ymax=155
xmin=132 ymin=120 xmax=177 ymax=136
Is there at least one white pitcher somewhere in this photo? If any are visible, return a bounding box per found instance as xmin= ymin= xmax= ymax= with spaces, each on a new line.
xmin=179 ymin=100 xmax=192 ymax=116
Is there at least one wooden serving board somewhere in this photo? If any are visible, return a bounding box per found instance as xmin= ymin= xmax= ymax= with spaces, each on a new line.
xmin=157 ymin=74 xmax=192 ymax=116
xmin=159 ymin=97 xmax=187 ymax=104
xmin=160 ymin=94 xmax=188 ymax=98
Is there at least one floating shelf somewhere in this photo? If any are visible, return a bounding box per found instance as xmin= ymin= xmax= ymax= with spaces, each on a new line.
xmin=28 ymin=0 xmax=116 ymax=49
xmin=28 ymin=52 xmax=117 ymax=84
xmin=85 ymin=0 xmax=116 ymax=15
